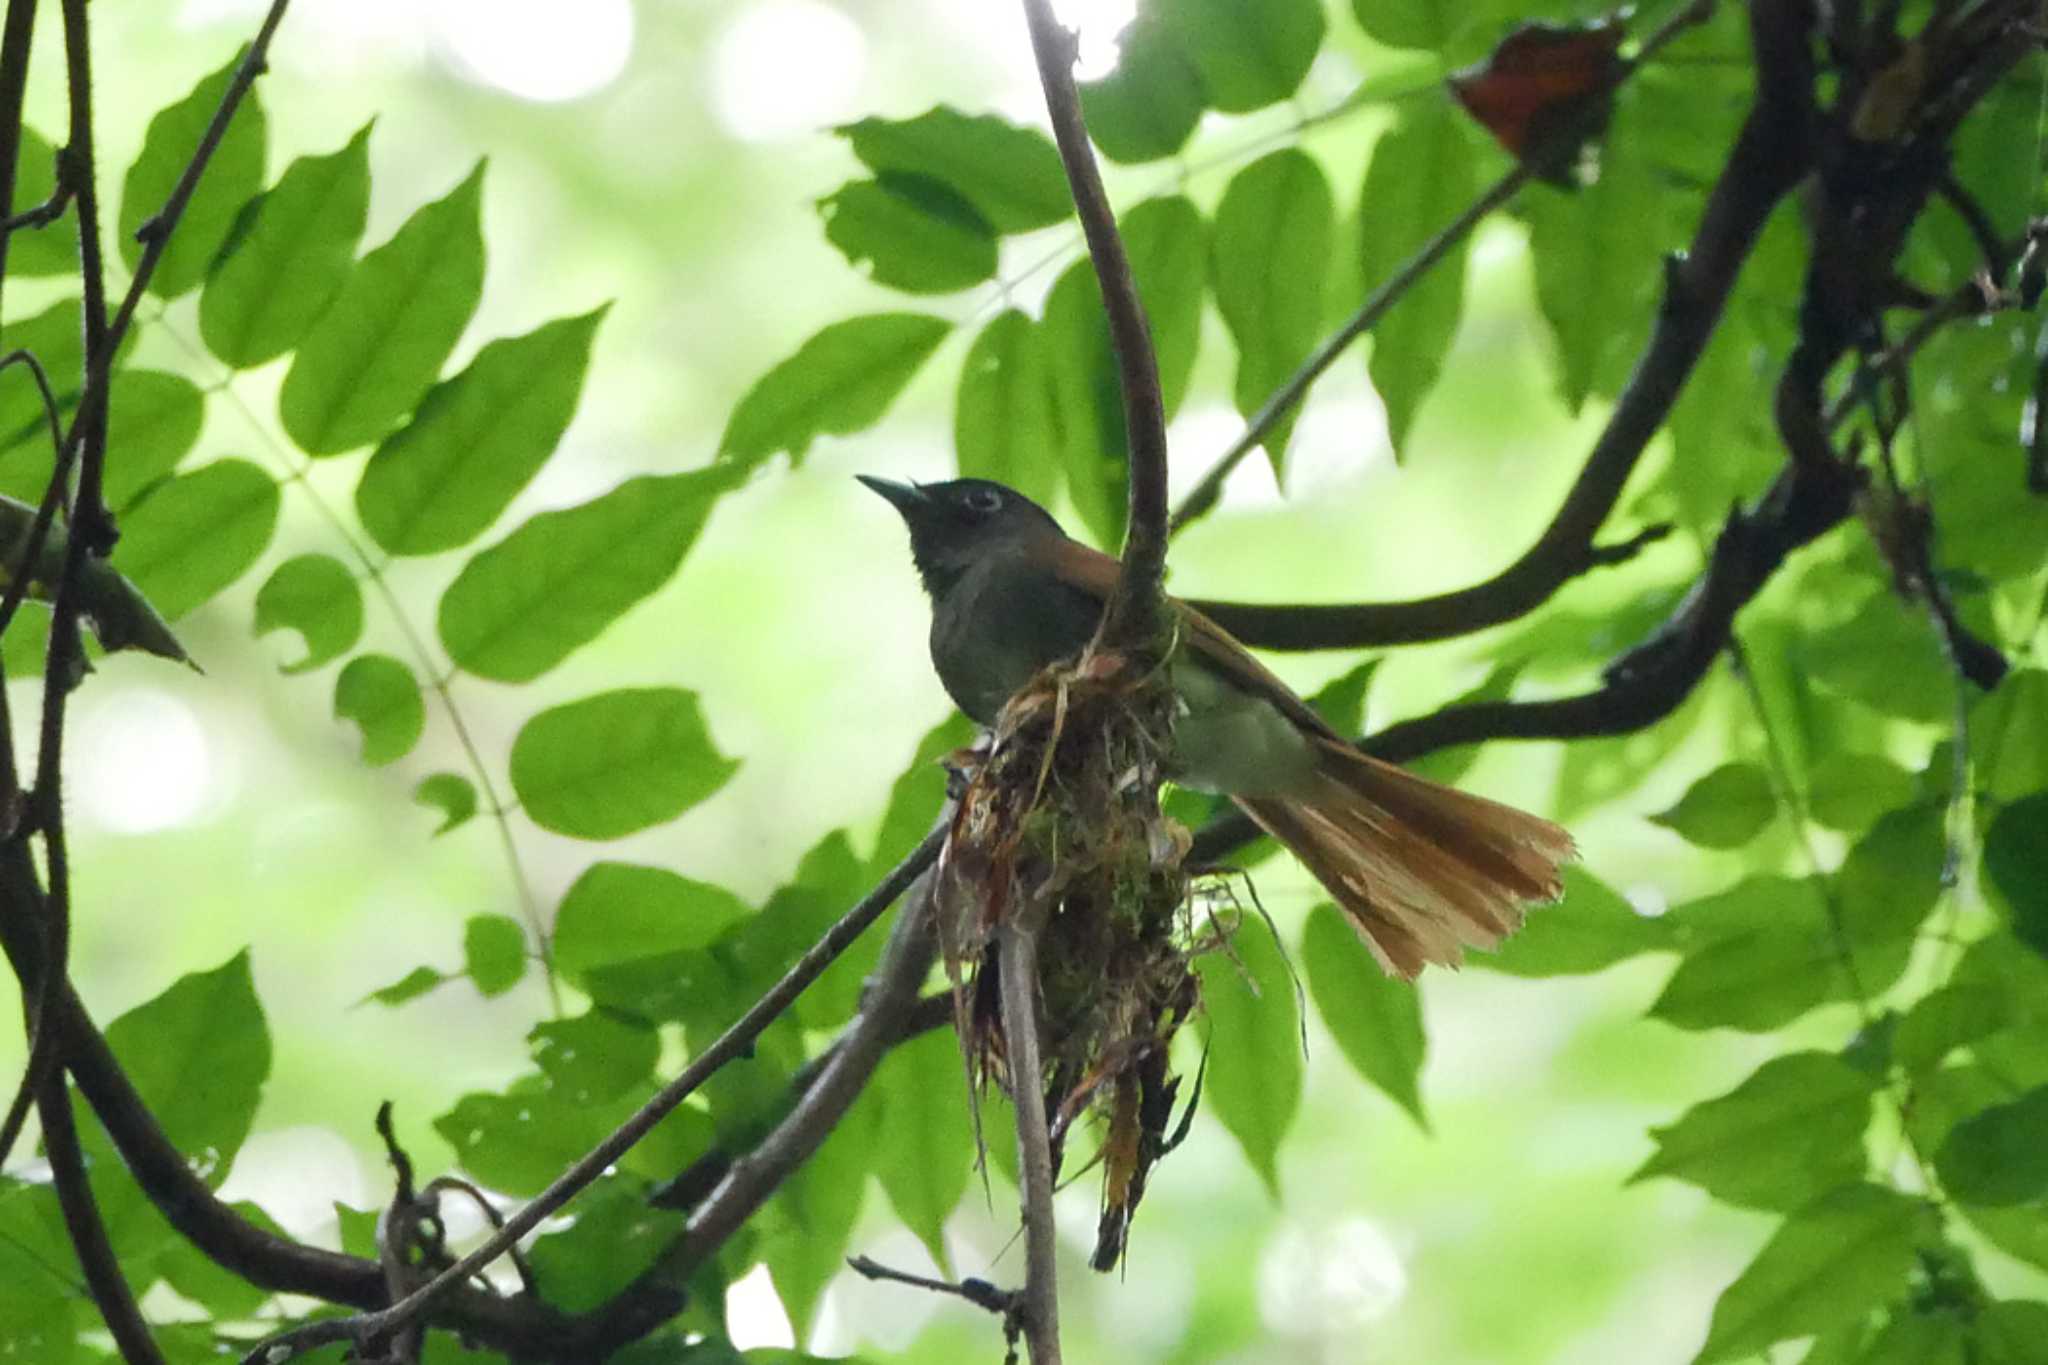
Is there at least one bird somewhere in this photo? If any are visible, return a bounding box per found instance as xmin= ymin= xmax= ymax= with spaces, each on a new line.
xmin=859 ymin=474 xmax=1575 ymax=978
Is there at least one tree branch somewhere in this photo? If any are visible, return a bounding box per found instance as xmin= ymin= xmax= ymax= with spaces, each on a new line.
xmin=1183 ymin=0 xmax=1819 ymax=651
xmin=238 ymin=822 xmax=948 ymax=1365
xmin=1019 ymin=0 xmax=1169 ymax=650
xmin=998 ymin=921 xmax=1062 ymax=1365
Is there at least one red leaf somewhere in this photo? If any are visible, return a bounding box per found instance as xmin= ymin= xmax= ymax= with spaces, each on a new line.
xmin=1449 ymin=17 xmax=1627 ymax=176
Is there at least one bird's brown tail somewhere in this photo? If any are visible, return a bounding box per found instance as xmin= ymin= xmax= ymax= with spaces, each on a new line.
xmin=1233 ymin=735 xmax=1574 ymax=979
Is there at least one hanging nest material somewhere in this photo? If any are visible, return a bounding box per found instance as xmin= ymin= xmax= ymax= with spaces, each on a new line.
xmin=936 ymin=641 xmax=1223 ymax=1270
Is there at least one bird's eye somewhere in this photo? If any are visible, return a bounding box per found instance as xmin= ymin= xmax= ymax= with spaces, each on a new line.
xmin=962 ymin=487 xmax=1004 ymax=516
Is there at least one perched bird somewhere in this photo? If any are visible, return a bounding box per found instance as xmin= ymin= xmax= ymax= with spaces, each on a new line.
xmin=860 ymin=475 xmax=1574 ymax=978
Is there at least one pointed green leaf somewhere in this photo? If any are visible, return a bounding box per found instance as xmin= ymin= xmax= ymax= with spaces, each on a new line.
xmin=1475 ymin=865 xmax=1675 ymax=976
xmin=530 ymin=1011 xmax=660 ymax=1106
xmin=253 ymin=553 xmax=362 ymax=673
xmin=1633 ymin=1052 xmax=1875 ymax=1212
xmin=105 ymin=370 xmax=205 ymax=510
xmin=200 ymin=123 xmax=373 ymax=367
xmin=1894 ymin=984 xmax=2009 ymax=1074
xmin=553 ymin=861 xmax=751 ymax=989
xmin=1694 ymin=1184 xmax=1933 ymax=1364
xmin=873 ymin=1029 xmax=972 ymax=1269
xmin=1804 ymin=593 xmax=1953 ymax=723
xmin=1196 ymin=916 xmax=1302 ymax=1194
xmin=357 ymin=307 xmax=608 ymax=555
xmin=1306 ymin=658 xmax=1379 ymax=737
xmin=464 ymin=914 xmax=528 ymax=998
xmin=1979 ymin=1301 xmax=2048 ymax=1365
xmin=280 ymin=162 xmax=486 ymax=455
xmin=1162 ymin=0 xmax=1324 ymax=112
xmin=1950 ymin=935 xmax=2048 ymax=1090
xmin=363 ymin=965 xmax=447 ymax=1007
xmin=1972 ymin=670 xmax=2048 ymax=804
xmin=1934 ymin=1083 xmax=2048 ymax=1206
xmin=1358 ymin=106 xmax=1475 ymax=456
xmin=435 ymin=1075 xmax=706 ymax=1199
xmin=1213 ymin=149 xmax=1333 ymax=477
xmin=1124 ymin=195 xmax=1207 ymax=420
xmin=510 ymin=688 xmax=738 ymax=840
xmin=1833 ymin=806 xmax=1945 ymax=999
xmin=1984 ymin=793 xmax=2048 ymax=958
xmin=413 ymin=773 xmax=478 ymax=836
xmin=1648 ymin=763 xmax=1779 ymax=850
xmin=867 ymin=711 xmax=976 ymax=877
xmin=819 ymin=175 xmax=998 ymax=294
xmin=1807 ymin=752 xmax=1916 ymax=833
xmin=720 ymin=313 xmax=951 ymax=468
xmin=0 ymin=299 xmax=84 ymax=497
xmin=118 ymin=53 xmax=268 ymax=299
xmin=1080 ymin=11 xmax=1204 ymax=163
xmin=839 ymin=106 xmax=1070 ymax=233
xmin=955 ymin=309 xmax=1061 ymax=508
xmin=1352 ymin=0 xmax=1457 ymax=50
xmin=764 ymin=1093 xmax=872 ymax=1336
xmin=439 ymin=464 xmax=740 ymax=682
xmin=527 ymin=1175 xmax=684 ymax=1314
xmin=1303 ymin=903 xmax=1427 ymax=1129
xmin=111 ymin=458 xmax=279 ymax=619
xmin=1907 ymin=1066 xmax=2048 ymax=1270
xmin=1652 ymin=877 xmax=1839 ymax=1032
xmin=333 ymin=652 xmax=424 ymax=766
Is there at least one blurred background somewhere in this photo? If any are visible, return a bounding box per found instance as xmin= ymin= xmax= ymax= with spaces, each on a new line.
xmin=6 ymin=1 xmax=2027 ymax=1360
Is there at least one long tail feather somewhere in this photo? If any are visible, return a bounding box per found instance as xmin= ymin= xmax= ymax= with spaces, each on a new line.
xmin=1234 ymin=737 xmax=1574 ymax=978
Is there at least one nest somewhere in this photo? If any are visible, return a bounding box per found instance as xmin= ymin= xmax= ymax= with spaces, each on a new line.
xmin=936 ymin=642 xmax=1223 ymax=1270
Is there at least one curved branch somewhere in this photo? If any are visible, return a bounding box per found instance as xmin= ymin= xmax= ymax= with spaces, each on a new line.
xmin=1182 ymin=0 xmax=1820 ymax=652
xmin=1020 ymin=0 xmax=1169 ymax=649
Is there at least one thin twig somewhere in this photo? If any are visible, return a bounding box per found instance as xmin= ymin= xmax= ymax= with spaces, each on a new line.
xmin=237 ymin=822 xmax=948 ymax=1365
xmin=998 ymin=922 xmax=1062 ymax=1365
xmin=1019 ymin=0 xmax=1169 ymax=650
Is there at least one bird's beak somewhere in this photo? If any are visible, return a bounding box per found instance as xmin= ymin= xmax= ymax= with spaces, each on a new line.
xmin=855 ymin=474 xmax=930 ymax=520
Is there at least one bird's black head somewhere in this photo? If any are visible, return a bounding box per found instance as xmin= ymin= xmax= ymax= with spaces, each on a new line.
xmin=857 ymin=476 xmax=1063 ymax=597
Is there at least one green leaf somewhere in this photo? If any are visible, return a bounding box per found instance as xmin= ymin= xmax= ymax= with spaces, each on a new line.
xmin=1474 ymin=865 xmax=1674 ymax=976
xmin=872 ymin=1029 xmax=972 ymax=1269
xmin=1080 ymin=11 xmax=1203 ymax=163
xmin=1302 ymin=903 xmax=1427 ymax=1129
xmin=1950 ymin=935 xmax=2048 ymax=1090
xmin=1934 ymin=1084 xmax=2048 ymax=1206
xmin=253 ymin=553 xmax=362 ymax=673
xmin=818 ymin=176 xmax=998 ymax=294
xmin=1807 ymin=753 xmax=1916 ymax=833
xmin=1971 ymin=670 xmax=2048 ymax=804
xmin=1893 ymin=984 xmax=2010 ymax=1074
xmin=1694 ymin=1184 xmax=1933 ymax=1365
xmin=1632 ymin=1052 xmax=1875 ymax=1212
xmin=1307 ymin=658 xmax=1379 ymax=737
xmin=333 ymin=653 xmax=424 ymax=766
xmin=867 ymin=711 xmax=976 ymax=877
xmin=528 ymin=1176 xmax=683 ymax=1313
xmin=464 ymin=914 xmax=528 ymax=997
xmin=764 ymin=1095 xmax=872 ymax=1337
xmin=1196 ymin=916 xmax=1302 ymax=1194
xmin=414 ymin=773 xmax=478 ymax=835
xmin=553 ymin=861 xmax=751 ymax=989
xmin=357 ymin=306 xmax=608 ymax=555
xmin=1358 ymin=106 xmax=1475 ymax=457
xmin=1907 ymin=1066 xmax=2048 ymax=1270
xmin=530 ymin=1011 xmax=660 ymax=1105
xmin=1123 ymin=195 xmax=1208 ymax=421
xmin=1832 ymin=806 xmax=1945 ymax=999
xmin=0 ymin=299 xmax=83 ymax=496
xmin=1162 ymin=0 xmax=1324 ymax=112
xmin=1212 ymin=149 xmax=1333 ymax=477
xmin=510 ymin=688 xmax=738 ymax=840
xmin=1524 ymin=153 xmax=1674 ymax=410
xmin=439 ymin=464 xmax=741 ymax=682
xmin=838 ymin=107 xmax=1070 ymax=233
xmin=1979 ymin=1302 xmax=2048 ymax=1365
xmin=720 ymin=313 xmax=950 ymax=468
xmin=435 ymin=1076 xmax=705 ymax=1198
xmin=200 ymin=122 xmax=372 ymax=367
xmin=111 ymin=459 xmax=279 ymax=619
xmin=1984 ymin=793 xmax=2048 ymax=958
xmin=280 ymin=162 xmax=486 ymax=455
xmin=363 ymin=965 xmax=446 ymax=1007
xmin=105 ymin=370 xmax=205 ymax=510
xmin=7 ymin=126 xmax=81 ymax=277
xmin=1652 ymin=876 xmax=1839 ymax=1032
xmin=1351 ymin=0 xmax=1457 ymax=50
xmin=1648 ymin=763 xmax=1779 ymax=850
xmin=955 ymin=309 xmax=1061 ymax=508
xmin=118 ymin=52 xmax=268 ymax=299
xmin=1803 ymin=594 xmax=1954 ymax=723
